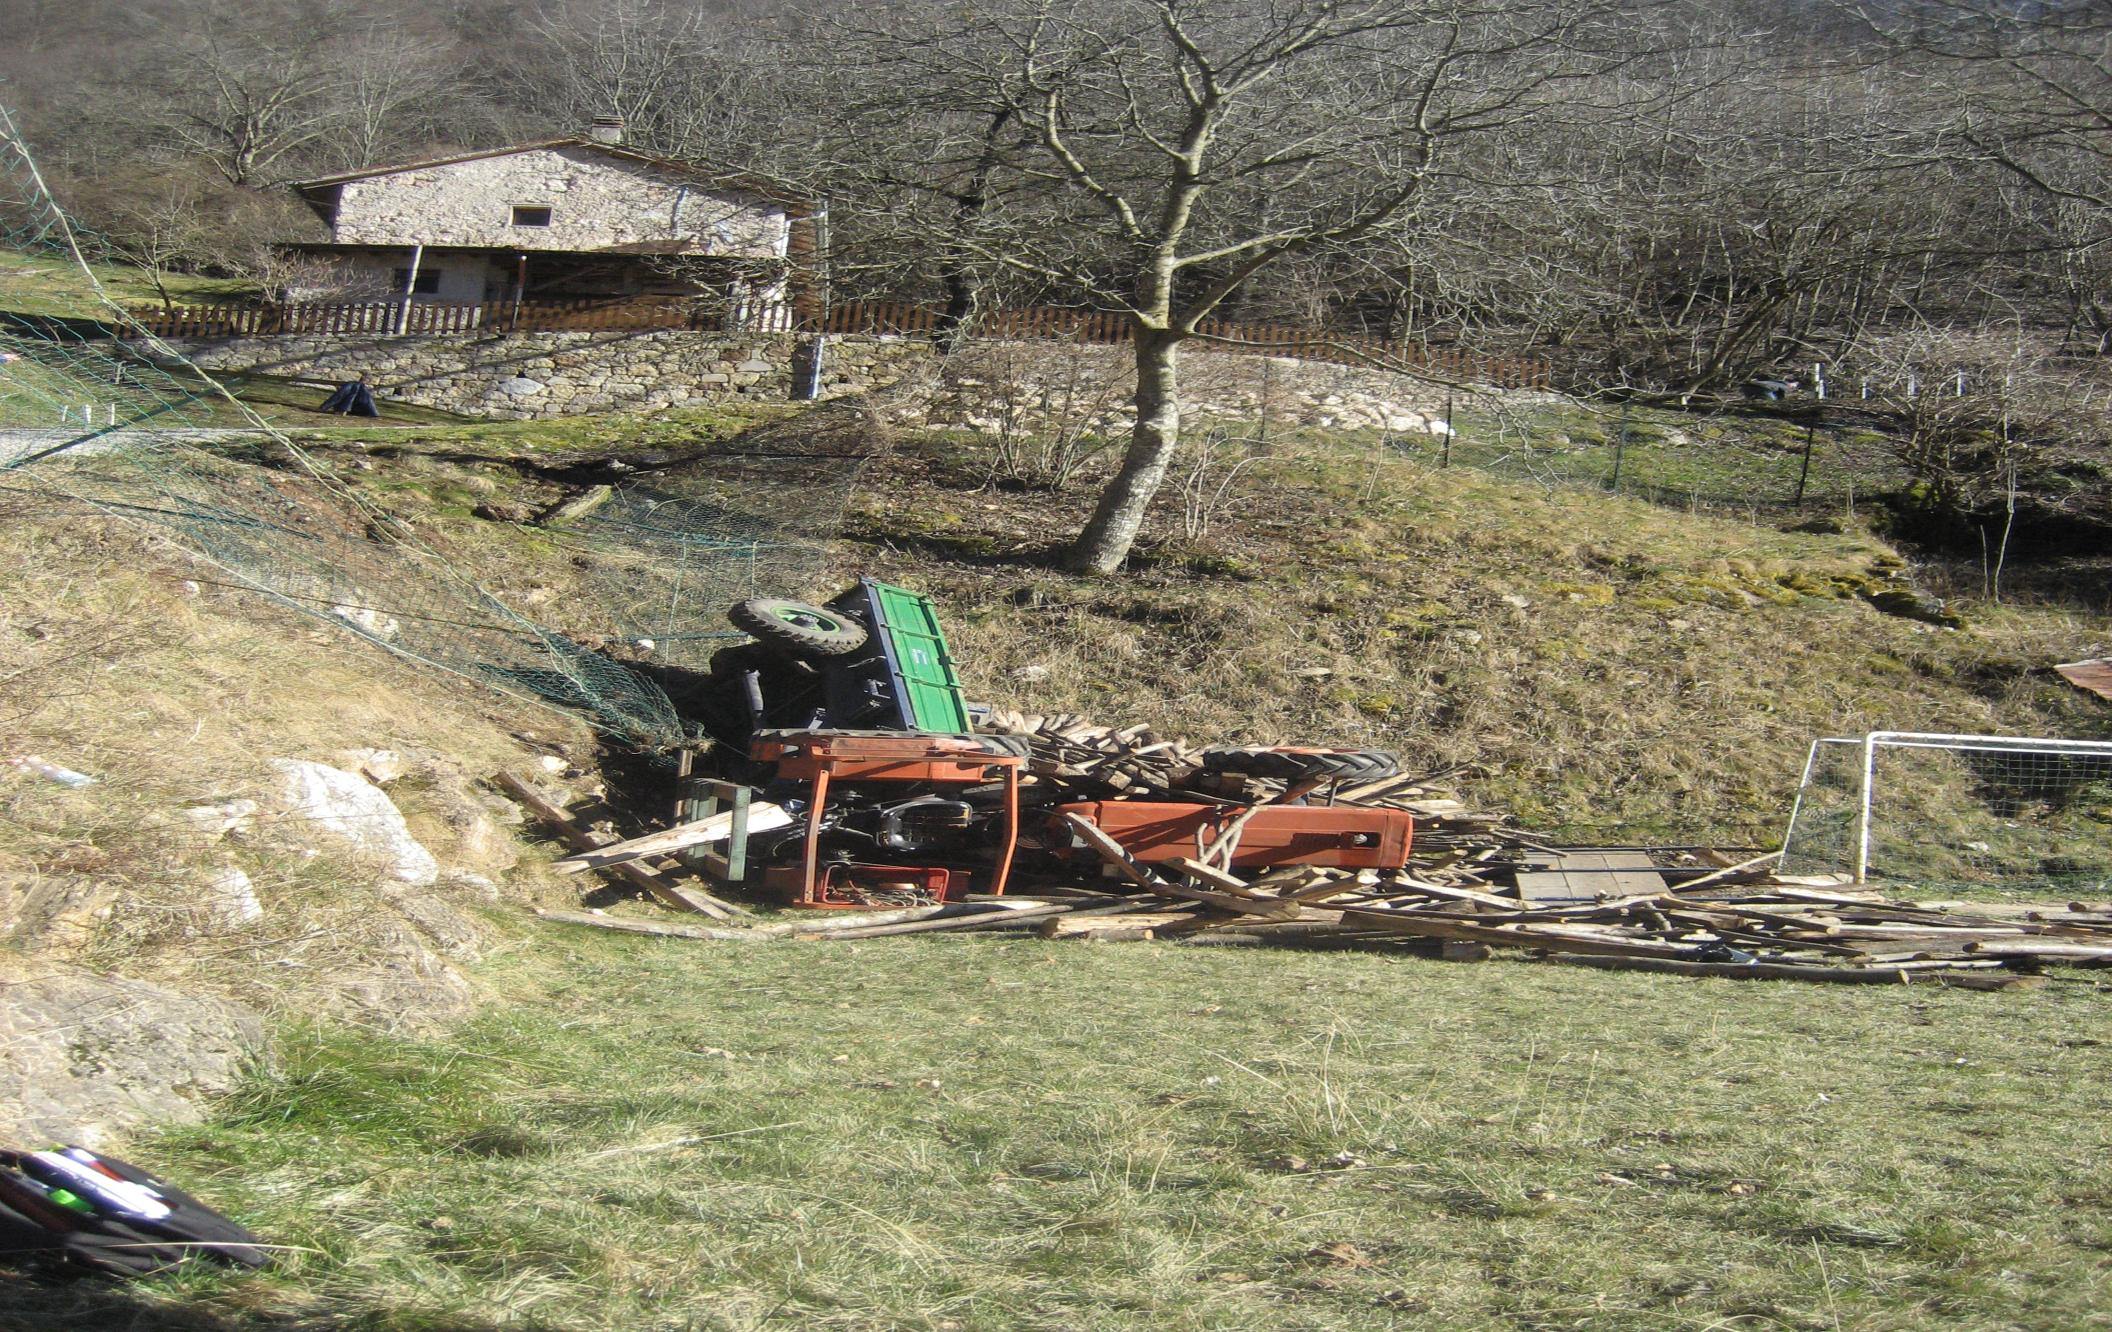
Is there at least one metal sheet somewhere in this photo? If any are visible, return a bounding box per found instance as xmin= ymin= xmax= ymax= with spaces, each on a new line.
xmin=2056 ymin=659 xmax=2112 ymax=702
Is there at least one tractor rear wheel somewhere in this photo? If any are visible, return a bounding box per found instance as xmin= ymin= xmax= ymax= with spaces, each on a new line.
xmin=1198 ymin=747 xmax=1401 ymax=784
xmin=965 ymin=733 xmax=1035 ymax=758
xmin=728 ymin=598 xmax=869 ymax=657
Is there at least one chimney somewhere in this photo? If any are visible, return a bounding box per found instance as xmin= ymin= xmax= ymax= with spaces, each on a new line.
xmin=588 ymin=115 xmax=624 ymax=145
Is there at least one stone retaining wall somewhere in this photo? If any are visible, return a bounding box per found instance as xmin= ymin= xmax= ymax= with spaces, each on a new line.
xmin=163 ymin=328 xmax=1526 ymax=428
xmin=167 ymin=329 xmax=938 ymax=420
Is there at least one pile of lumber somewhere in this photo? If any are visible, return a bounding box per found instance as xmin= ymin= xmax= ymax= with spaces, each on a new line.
xmin=976 ymin=708 xmax=1511 ymax=834
xmin=980 ymin=707 xmax=1205 ymax=797
xmin=508 ymin=727 xmax=2109 ymax=990
xmin=1000 ymin=840 xmax=2112 ymax=987
xmin=528 ymin=822 xmax=2111 ymax=988
xmin=496 ymin=772 xmax=752 ymax=922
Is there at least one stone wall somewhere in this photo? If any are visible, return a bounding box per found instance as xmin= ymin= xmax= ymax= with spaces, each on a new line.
xmin=163 ymin=328 xmax=1525 ymax=427
xmin=169 ymin=329 xmax=939 ymax=420
xmin=924 ymin=340 xmax=1486 ymax=438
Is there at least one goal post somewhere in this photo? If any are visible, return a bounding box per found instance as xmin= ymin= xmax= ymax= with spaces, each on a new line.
xmin=1780 ymin=731 xmax=2112 ymax=889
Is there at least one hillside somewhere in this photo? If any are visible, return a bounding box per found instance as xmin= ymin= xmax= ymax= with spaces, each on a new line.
xmin=282 ymin=402 xmax=2110 ymax=846
xmin=4 ymin=398 xmax=2111 ymax=1330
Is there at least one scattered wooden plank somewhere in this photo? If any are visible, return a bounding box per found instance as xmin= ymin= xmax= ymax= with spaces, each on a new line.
xmin=1379 ymin=878 xmax=1525 ymax=911
xmin=533 ymin=908 xmax=757 ymax=941
xmin=1039 ymin=911 xmax=1197 ymax=939
xmin=1170 ymin=856 xmax=1272 ymax=897
xmin=1057 ymin=811 xmax=1160 ymax=889
xmin=495 ymin=772 xmax=745 ymax=920
xmin=1335 ymin=774 xmax=1427 ymax=803
xmin=1517 ymin=850 xmax=1666 ymax=906
xmin=794 ymin=901 xmax=1094 ymax=941
xmin=1966 ymin=941 xmax=2112 ymax=964
xmin=538 ymin=483 xmax=614 ymax=526
xmin=1544 ymin=952 xmax=2047 ymax=991
xmin=551 ymin=802 xmax=791 ymax=874
xmin=1661 ymin=850 xmax=1783 ymax=895
xmin=1339 ymin=909 xmax=1700 ymax=958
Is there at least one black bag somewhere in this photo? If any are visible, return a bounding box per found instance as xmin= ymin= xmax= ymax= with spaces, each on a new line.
xmin=318 ymin=381 xmax=380 ymax=417
xmin=0 ymin=1146 xmax=270 ymax=1279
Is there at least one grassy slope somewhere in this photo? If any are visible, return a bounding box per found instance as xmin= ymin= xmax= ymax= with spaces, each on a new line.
xmin=0 ymin=501 xmax=598 ymax=1018
xmin=843 ymin=431 xmax=2108 ymax=848
xmin=4 ymin=401 xmax=2110 ymax=1329
xmin=280 ymin=409 xmax=2110 ymax=850
xmin=0 ymin=253 xmax=252 ymax=319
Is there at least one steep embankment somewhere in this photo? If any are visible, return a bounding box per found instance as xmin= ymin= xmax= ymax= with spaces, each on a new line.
xmin=0 ymin=493 xmax=601 ymax=1142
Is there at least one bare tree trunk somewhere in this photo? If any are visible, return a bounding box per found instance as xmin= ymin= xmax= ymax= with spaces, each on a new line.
xmin=936 ymin=110 xmax=1012 ymax=353
xmin=1067 ymin=329 xmax=1182 ymax=573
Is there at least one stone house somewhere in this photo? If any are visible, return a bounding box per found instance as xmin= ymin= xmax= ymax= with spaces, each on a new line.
xmin=284 ymin=119 xmax=818 ymax=325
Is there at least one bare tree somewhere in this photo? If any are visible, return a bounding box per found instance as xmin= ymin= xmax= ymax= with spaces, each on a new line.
xmin=507 ymin=0 xmax=794 ymax=163
xmin=98 ymin=178 xmax=213 ymax=311
xmin=1837 ymin=0 xmax=2112 ymax=351
xmin=148 ymin=1 xmax=358 ymax=186
xmin=327 ymin=19 xmax=457 ymax=169
xmin=819 ymin=0 xmax=1639 ymax=572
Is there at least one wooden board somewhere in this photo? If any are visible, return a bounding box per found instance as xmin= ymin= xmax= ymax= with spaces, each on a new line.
xmin=1516 ymin=851 xmax=1665 ymax=906
xmin=551 ymin=803 xmax=791 ymax=874
xmin=495 ymin=772 xmax=746 ymax=920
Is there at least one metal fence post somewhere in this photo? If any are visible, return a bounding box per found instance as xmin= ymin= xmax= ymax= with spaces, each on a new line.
xmin=1609 ymin=404 xmax=1628 ymax=493
xmin=1793 ymin=418 xmax=1816 ymax=506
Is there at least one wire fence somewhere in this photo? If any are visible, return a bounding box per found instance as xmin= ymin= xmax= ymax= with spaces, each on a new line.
xmin=0 ymin=104 xmax=866 ymax=752
xmin=1780 ymin=733 xmax=2112 ymax=894
xmin=1374 ymin=398 xmax=1912 ymax=515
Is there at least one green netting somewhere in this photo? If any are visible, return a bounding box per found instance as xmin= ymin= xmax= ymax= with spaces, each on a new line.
xmin=0 ymin=105 xmax=864 ymax=751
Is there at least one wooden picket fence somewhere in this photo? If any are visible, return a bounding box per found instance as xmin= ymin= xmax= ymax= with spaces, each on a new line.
xmin=128 ymin=296 xmax=1550 ymax=388
xmin=126 ymin=297 xmax=778 ymax=339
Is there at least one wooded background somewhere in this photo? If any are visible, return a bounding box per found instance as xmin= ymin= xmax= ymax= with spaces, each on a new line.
xmin=4 ymin=0 xmax=2106 ymax=568
xmin=5 ymin=0 xmax=2104 ymax=383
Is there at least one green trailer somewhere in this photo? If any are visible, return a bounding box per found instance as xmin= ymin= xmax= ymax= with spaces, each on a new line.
xmin=726 ymin=577 xmax=970 ymax=734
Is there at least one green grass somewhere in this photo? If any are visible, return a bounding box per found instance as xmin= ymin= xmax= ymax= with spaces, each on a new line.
xmin=0 ymin=252 xmax=254 ymax=320
xmin=10 ymin=921 xmax=2110 ymax=1331
xmin=1397 ymin=401 xmax=1911 ymax=512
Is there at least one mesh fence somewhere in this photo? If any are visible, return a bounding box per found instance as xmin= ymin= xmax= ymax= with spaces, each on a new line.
xmin=1382 ymin=403 xmax=1910 ymax=513
xmin=0 ymin=105 xmax=866 ymax=751
xmin=1780 ymin=734 xmax=2112 ymax=893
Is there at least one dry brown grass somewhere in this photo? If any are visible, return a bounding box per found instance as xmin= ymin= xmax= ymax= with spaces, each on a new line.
xmin=0 ymin=495 xmax=594 ymax=1021
xmin=845 ymin=434 xmax=2111 ymax=846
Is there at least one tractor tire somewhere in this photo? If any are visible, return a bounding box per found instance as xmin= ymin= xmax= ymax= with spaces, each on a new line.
xmin=966 ymin=732 xmax=1036 ymax=758
xmin=1198 ymin=747 xmax=1401 ymax=784
xmin=751 ymin=728 xmax=1031 ymax=755
xmin=728 ymin=598 xmax=869 ymax=657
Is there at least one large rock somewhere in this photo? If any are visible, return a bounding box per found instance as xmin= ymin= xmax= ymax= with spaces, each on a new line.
xmin=396 ymin=752 xmax=522 ymax=879
xmin=268 ymin=758 xmax=439 ymax=885
xmin=0 ymin=964 xmax=264 ymax=1147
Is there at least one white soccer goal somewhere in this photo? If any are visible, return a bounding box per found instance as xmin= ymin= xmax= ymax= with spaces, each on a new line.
xmin=1779 ymin=732 xmax=2112 ymax=889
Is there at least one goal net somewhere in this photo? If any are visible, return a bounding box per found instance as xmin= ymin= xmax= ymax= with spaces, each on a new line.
xmin=1779 ymin=732 xmax=2112 ymax=891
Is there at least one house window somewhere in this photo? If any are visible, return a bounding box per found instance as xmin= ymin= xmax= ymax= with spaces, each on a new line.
xmin=392 ymin=268 xmax=442 ymax=295
xmin=512 ymin=205 xmax=554 ymax=227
